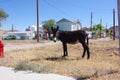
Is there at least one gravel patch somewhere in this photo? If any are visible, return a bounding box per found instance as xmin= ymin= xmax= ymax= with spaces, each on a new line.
xmin=4 ymin=41 xmax=60 ymax=52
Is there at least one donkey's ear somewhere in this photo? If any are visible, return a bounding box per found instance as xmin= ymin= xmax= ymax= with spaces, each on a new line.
xmin=57 ymin=26 xmax=59 ymax=30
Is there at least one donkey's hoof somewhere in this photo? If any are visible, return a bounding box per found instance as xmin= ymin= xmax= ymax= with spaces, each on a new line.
xmin=87 ymin=57 xmax=90 ymax=59
xmin=82 ymin=56 xmax=85 ymax=58
xmin=62 ymin=55 xmax=66 ymax=57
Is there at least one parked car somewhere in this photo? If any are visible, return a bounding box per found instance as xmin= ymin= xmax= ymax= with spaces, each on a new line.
xmin=3 ymin=35 xmax=16 ymax=40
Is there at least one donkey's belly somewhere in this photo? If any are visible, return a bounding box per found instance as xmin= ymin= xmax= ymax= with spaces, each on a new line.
xmin=68 ymin=41 xmax=79 ymax=44
xmin=66 ymin=39 xmax=79 ymax=44
xmin=59 ymin=34 xmax=79 ymax=44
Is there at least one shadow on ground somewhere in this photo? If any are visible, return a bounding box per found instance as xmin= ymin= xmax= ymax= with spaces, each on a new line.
xmin=76 ymin=78 xmax=87 ymax=80
xmin=30 ymin=56 xmax=82 ymax=62
xmin=45 ymin=56 xmax=82 ymax=61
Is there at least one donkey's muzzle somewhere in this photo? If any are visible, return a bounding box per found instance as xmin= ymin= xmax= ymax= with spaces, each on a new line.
xmin=53 ymin=37 xmax=57 ymax=42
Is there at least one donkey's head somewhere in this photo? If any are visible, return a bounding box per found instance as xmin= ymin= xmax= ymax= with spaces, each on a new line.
xmin=51 ymin=26 xmax=59 ymax=42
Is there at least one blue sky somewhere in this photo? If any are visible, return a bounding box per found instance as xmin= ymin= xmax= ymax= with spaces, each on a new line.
xmin=0 ymin=0 xmax=118 ymax=31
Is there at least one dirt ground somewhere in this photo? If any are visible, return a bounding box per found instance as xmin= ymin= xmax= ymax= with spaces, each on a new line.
xmin=0 ymin=38 xmax=120 ymax=80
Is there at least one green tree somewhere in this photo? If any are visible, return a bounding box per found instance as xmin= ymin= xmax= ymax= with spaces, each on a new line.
xmin=42 ymin=19 xmax=56 ymax=38
xmin=0 ymin=9 xmax=8 ymax=21
xmin=0 ymin=9 xmax=9 ymax=29
xmin=93 ymin=24 xmax=105 ymax=38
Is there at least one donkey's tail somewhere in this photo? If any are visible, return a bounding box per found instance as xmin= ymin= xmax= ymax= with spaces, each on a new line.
xmin=86 ymin=34 xmax=89 ymax=46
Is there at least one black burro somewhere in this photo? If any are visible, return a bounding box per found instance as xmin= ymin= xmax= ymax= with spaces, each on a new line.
xmin=51 ymin=26 xmax=90 ymax=59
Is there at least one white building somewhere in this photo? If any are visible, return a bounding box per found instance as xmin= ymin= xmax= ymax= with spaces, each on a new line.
xmin=2 ymin=31 xmax=35 ymax=40
xmin=25 ymin=25 xmax=44 ymax=38
xmin=56 ymin=18 xmax=81 ymax=31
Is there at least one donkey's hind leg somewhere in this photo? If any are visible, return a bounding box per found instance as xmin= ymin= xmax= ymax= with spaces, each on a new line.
xmin=81 ymin=41 xmax=90 ymax=59
xmin=81 ymin=42 xmax=86 ymax=58
xmin=82 ymin=43 xmax=90 ymax=59
xmin=82 ymin=48 xmax=86 ymax=58
xmin=87 ymin=45 xmax=90 ymax=59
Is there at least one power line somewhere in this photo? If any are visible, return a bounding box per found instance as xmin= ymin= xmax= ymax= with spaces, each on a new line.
xmin=43 ymin=0 xmax=77 ymax=20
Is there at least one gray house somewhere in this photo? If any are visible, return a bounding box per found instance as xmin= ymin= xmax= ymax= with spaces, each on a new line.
xmin=56 ymin=18 xmax=82 ymax=31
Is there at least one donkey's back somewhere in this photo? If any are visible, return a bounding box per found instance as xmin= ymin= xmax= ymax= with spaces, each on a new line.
xmin=58 ymin=30 xmax=88 ymax=44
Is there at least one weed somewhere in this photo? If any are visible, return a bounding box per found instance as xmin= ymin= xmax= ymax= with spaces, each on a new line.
xmin=15 ymin=60 xmax=50 ymax=73
xmin=15 ymin=60 xmax=31 ymax=71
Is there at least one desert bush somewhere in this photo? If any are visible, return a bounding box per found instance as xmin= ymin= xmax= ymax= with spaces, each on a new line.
xmin=15 ymin=60 xmax=31 ymax=71
xmin=15 ymin=60 xmax=50 ymax=73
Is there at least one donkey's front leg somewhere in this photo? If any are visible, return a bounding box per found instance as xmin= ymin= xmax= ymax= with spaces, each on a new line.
xmin=65 ymin=44 xmax=68 ymax=56
xmin=62 ymin=43 xmax=68 ymax=57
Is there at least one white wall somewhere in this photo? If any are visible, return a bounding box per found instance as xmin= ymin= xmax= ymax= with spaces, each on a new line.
xmin=2 ymin=31 xmax=35 ymax=40
xmin=57 ymin=21 xmax=72 ymax=31
xmin=57 ymin=19 xmax=81 ymax=31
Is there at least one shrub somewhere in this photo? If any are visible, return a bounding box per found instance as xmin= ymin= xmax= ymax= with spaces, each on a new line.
xmin=15 ymin=60 xmax=50 ymax=73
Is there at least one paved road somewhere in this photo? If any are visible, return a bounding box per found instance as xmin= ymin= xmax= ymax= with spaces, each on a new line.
xmin=0 ymin=66 xmax=75 ymax=80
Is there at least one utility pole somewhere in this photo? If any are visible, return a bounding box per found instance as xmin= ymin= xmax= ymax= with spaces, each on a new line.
xmin=100 ymin=18 xmax=102 ymax=38
xmin=117 ymin=0 xmax=120 ymax=52
xmin=113 ymin=8 xmax=115 ymax=40
xmin=100 ymin=18 xmax=102 ymax=24
xmin=36 ymin=0 xmax=39 ymax=42
xmin=106 ymin=23 xmax=108 ymax=35
xmin=90 ymin=12 xmax=93 ymax=31
xmin=11 ymin=24 xmax=14 ymax=32
xmin=106 ymin=23 xmax=108 ymax=30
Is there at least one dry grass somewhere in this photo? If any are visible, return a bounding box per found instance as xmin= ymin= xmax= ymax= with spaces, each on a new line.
xmin=2 ymin=39 xmax=50 ymax=45
xmin=0 ymin=39 xmax=120 ymax=80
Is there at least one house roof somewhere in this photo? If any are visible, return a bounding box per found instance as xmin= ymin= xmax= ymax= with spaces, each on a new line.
xmin=57 ymin=18 xmax=81 ymax=24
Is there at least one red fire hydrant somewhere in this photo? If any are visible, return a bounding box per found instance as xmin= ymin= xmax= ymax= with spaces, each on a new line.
xmin=0 ymin=41 xmax=4 ymax=58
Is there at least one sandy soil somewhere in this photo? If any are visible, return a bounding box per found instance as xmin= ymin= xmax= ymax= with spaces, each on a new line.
xmin=4 ymin=38 xmax=111 ymax=52
xmin=0 ymin=38 xmax=120 ymax=80
xmin=4 ymin=41 xmax=60 ymax=52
